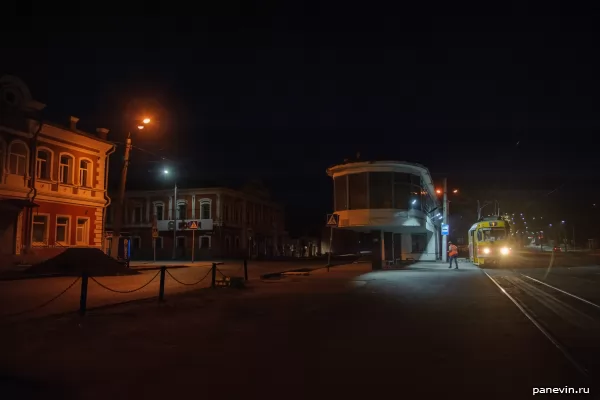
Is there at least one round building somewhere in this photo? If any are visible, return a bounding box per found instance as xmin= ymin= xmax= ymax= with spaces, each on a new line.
xmin=326 ymin=160 xmax=442 ymax=268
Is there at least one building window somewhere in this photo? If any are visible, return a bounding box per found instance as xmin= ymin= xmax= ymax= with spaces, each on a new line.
xmin=369 ymin=172 xmax=393 ymax=209
xmin=132 ymin=236 xmax=141 ymax=249
xmin=36 ymin=149 xmax=52 ymax=180
xmin=106 ymin=206 xmax=112 ymax=224
xmin=59 ymin=154 xmax=74 ymax=184
xmin=56 ymin=216 xmax=70 ymax=245
xmin=200 ymin=236 xmax=211 ymax=249
xmin=32 ymin=214 xmax=49 ymax=245
xmin=235 ymin=236 xmax=240 ymax=249
xmin=8 ymin=141 xmax=28 ymax=175
xmin=199 ymin=199 xmax=211 ymax=219
xmin=79 ymin=159 xmax=92 ymax=187
xmin=154 ymin=203 xmax=164 ymax=220
xmin=76 ymin=218 xmax=89 ymax=244
xmin=133 ymin=205 xmax=143 ymax=223
xmin=177 ymin=202 xmax=187 ymax=220
xmin=176 ymin=236 xmax=186 ymax=248
xmin=225 ymin=236 xmax=231 ymax=251
xmin=348 ymin=172 xmax=368 ymax=210
xmin=154 ymin=236 xmax=163 ymax=249
xmin=411 ymin=233 xmax=427 ymax=253
xmin=334 ymin=175 xmax=348 ymax=211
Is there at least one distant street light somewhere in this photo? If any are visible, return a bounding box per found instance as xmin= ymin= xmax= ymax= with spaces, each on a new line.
xmin=163 ymin=169 xmax=178 ymax=260
xmin=453 ymin=189 xmax=458 ymax=193
xmin=109 ymin=117 xmax=152 ymax=259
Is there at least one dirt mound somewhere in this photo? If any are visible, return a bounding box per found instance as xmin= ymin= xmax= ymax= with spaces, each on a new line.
xmin=26 ymin=248 xmax=139 ymax=277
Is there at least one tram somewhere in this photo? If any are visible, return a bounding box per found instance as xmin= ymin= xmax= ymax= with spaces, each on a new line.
xmin=468 ymin=216 xmax=512 ymax=267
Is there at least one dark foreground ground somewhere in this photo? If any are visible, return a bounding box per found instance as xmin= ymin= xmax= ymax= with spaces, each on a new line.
xmin=1 ymin=261 xmax=597 ymax=399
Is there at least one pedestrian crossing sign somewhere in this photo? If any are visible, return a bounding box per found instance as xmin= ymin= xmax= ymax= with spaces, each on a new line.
xmin=326 ymin=214 xmax=338 ymax=227
xmin=152 ymin=227 xmax=159 ymax=238
xmin=188 ymin=220 xmax=199 ymax=229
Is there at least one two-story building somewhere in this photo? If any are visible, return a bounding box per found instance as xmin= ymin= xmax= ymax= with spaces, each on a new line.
xmin=105 ymin=184 xmax=287 ymax=260
xmin=0 ymin=75 xmax=115 ymax=267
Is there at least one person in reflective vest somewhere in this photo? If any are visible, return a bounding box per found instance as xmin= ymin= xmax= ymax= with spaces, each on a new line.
xmin=448 ymin=241 xmax=459 ymax=269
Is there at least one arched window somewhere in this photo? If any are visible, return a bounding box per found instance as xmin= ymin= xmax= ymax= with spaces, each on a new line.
xmin=176 ymin=200 xmax=188 ymax=220
xmin=79 ymin=159 xmax=92 ymax=187
xmin=153 ymin=201 xmax=165 ymax=221
xmin=8 ymin=140 xmax=28 ymax=176
xmin=199 ymin=198 xmax=211 ymax=219
xmin=59 ymin=154 xmax=74 ymax=184
xmin=36 ymin=148 xmax=53 ymax=180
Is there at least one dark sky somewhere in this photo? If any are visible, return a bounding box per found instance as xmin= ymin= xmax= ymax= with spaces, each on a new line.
xmin=3 ymin=3 xmax=600 ymax=236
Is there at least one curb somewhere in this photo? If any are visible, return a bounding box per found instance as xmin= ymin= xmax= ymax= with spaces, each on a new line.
xmin=260 ymin=263 xmax=350 ymax=279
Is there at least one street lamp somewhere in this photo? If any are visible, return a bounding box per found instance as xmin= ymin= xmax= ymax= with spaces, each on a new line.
xmin=109 ymin=118 xmax=151 ymax=259
xmin=163 ymin=169 xmax=178 ymax=260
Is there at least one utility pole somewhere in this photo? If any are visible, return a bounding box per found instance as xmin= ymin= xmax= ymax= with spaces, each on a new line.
xmin=172 ymin=183 xmax=177 ymax=260
xmin=110 ymin=132 xmax=132 ymax=259
xmin=442 ymin=177 xmax=448 ymax=262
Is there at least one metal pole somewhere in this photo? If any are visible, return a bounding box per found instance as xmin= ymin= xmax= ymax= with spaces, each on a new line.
xmin=192 ymin=229 xmax=195 ymax=263
xmin=572 ymin=226 xmax=575 ymax=250
xmin=327 ymin=226 xmax=333 ymax=268
xmin=110 ymin=133 xmax=132 ymax=259
xmin=172 ymin=183 xmax=177 ymax=260
xmin=442 ymin=177 xmax=448 ymax=263
xmin=158 ymin=266 xmax=166 ymax=302
xmin=79 ymin=272 xmax=89 ymax=316
xmin=153 ymin=237 xmax=156 ymax=262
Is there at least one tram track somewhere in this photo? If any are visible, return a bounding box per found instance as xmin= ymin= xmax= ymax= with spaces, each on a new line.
xmin=484 ymin=269 xmax=600 ymax=382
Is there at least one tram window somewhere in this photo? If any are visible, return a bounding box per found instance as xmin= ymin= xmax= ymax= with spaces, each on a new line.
xmin=482 ymin=228 xmax=506 ymax=241
xmin=477 ymin=230 xmax=483 ymax=241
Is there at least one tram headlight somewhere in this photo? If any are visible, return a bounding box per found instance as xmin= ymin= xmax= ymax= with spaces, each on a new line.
xmin=500 ymin=247 xmax=510 ymax=255
xmin=483 ymin=247 xmax=490 ymax=254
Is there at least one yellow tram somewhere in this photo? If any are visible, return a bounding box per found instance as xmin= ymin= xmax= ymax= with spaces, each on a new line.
xmin=468 ymin=216 xmax=512 ymax=267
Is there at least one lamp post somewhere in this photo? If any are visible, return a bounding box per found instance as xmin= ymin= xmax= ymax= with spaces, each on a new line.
xmin=110 ymin=118 xmax=151 ymax=259
xmin=163 ymin=169 xmax=178 ymax=260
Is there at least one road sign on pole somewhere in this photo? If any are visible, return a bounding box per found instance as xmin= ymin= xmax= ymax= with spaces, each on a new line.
xmin=152 ymin=227 xmax=159 ymax=238
xmin=326 ymin=214 xmax=338 ymax=227
xmin=188 ymin=220 xmax=199 ymax=230
xmin=441 ymin=224 xmax=449 ymax=236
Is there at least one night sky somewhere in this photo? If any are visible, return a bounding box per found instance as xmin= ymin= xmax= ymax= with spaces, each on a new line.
xmin=3 ymin=3 xmax=600 ymax=237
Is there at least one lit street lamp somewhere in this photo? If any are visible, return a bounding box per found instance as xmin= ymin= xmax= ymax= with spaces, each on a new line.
xmin=109 ymin=118 xmax=151 ymax=259
xmin=163 ymin=169 xmax=178 ymax=260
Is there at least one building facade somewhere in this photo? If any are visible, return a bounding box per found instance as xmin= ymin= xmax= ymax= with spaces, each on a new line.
xmin=325 ymin=160 xmax=442 ymax=267
xmin=0 ymin=76 xmax=115 ymax=267
xmin=105 ymin=186 xmax=287 ymax=260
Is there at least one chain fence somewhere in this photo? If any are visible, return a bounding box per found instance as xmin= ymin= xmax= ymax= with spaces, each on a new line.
xmin=0 ymin=277 xmax=81 ymax=319
xmin=2 ymin=260 xmax=250 ymax=320
xmin=90 ymin=270 xmax=161 ymax=293
xmin=166 ymin=267 xmax=212 ymax=286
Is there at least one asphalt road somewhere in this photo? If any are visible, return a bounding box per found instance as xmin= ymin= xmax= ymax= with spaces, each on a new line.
xmin=1 ymin=260 xmax=597 ymax=399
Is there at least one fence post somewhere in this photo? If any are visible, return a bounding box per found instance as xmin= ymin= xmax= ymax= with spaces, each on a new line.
xmin=79 ymin=272 xmax=89 ymax=316
xmin=158 ymin=266 xmax=166 ymax=302
xmin=244 ymin=258 xmax=248 ymax=281
xmin=211 ymin=263 xmax=217 ymax=288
